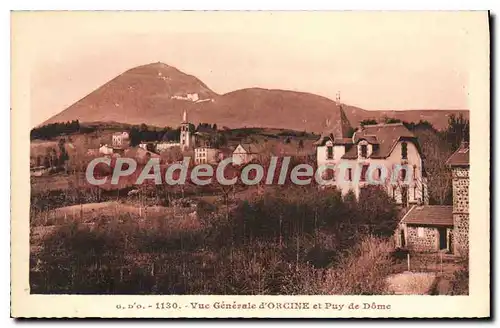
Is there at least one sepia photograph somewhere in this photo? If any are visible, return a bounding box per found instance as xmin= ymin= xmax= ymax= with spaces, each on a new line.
xmin=10 ymin=10 xmax=490 ymax=318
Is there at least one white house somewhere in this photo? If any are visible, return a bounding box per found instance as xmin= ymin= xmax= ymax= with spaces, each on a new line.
xmin=232 ymin=143 xmax=260 ymax=166
xmin=156 ymin=142 xmax=181 ymax=153
xmin=112 ymin=132 xmax=130 ymax=149
xmin=99 ymin=144 xmax=114 ymax=155
xmin=315 ymin=105 xmax=428 ymax=206
xmin=195 ymin=147 xmax=218 ymax=165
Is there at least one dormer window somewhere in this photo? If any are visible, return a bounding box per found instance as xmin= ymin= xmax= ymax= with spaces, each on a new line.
xmin=326 ymin=145 xmax=334 ymax=159
xmin=360 ymin=145 xmax=368 ymax=158
xmin=401 ymin=142 xmax=408 ymax=160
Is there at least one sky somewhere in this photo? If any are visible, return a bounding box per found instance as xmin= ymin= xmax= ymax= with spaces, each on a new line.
xmin=12 ymin=11 xmax=483 ymax=127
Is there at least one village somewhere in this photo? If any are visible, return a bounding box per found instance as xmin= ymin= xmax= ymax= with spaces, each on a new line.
xmin=74 ymin=94 xmax=470 ymax=258
xmin=28 ymin=89 xmax=470 ymax=296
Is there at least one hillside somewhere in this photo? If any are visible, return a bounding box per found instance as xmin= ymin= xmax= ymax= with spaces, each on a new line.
xmin=44 ymin=62 xmax=219 ymax=127
xmin=43 ymin=62 xmax=469 ymax=131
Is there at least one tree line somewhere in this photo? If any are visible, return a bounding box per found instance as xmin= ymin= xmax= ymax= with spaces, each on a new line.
xmin=30 ymin=120 xmax=83 ymax=140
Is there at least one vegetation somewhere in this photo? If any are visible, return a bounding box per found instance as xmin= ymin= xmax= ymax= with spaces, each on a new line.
xmin=449 ymin=258 xmax=469 ymax=295
xmin=30 ymin=120 xmax=87 ymax=140
xmin=30 ymin=184 xmax=400 ymax=294
xmin=29 ymin=113 xmax=470 ymax=295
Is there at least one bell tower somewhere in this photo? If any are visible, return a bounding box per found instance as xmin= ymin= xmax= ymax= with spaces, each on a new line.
xmin=180 ymin=109 xmax=191 ymax=151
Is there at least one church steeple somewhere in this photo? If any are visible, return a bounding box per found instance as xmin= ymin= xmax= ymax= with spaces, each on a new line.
xmin=332 ymin=91 xmax=352 ymax=140
xmin=180 ymin=109 xmax=191 ymax=150
xmin=314 ymin=91 xmax=353 ymax=146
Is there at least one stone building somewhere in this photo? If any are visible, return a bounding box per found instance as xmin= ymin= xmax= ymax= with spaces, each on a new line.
xmin=446 ymin=141 xmax=470 ymax=257
xmin=396 ymin=205 xmax=453 ymax=252
xmin=395 ymin=141 xmax=469 ymax=255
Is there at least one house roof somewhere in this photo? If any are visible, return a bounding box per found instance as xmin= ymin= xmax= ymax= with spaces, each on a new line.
xmin=401 ymin=205 xmax=453 ymax=226
xmin=446 ymin=142 xmax=470 ymax=167
xmin=237 ymin=143 xmax=261 ymax=154
xmin=195 ymin=126 xmax=216 ymax=135
xmin=342 ymin=123 xmax=418 ymax=159
xmin=314 ymin=105 xmax=353 ymax=146
xmin=357 ymin=135 xmax=379 ymax=144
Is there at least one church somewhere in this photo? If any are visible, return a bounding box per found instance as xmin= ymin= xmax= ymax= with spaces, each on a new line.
xmin=314 ymin=95 xmax=428 ymax=207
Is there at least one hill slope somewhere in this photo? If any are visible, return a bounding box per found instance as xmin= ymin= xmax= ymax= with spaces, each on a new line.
xmin=44 ymin=62 xmax=218 ymax=127
xmin=43 ymin=62 xmax=468 ymax=131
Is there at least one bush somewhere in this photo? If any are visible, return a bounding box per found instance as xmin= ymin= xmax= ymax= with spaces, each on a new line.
xmin=450 ymin=259 xmax=469 ymax=295
xmin=31 ymin=185 xmax=401 ymax=295
xmin=321 ymin=236 xmax=395 ymax=295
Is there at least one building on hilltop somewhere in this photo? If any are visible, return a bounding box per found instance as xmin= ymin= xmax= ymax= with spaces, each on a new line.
xmin=446 ymin=141 xmax=470 ymax=257
xmin=314 ymin=95 xmax=428 ymax=206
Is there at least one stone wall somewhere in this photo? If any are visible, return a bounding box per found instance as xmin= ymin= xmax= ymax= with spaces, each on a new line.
xmin=452 ymin=167 xmax=469 ymax=257
xmin=406 ymin=225 xmax=439 ymax=252
xmin=452 ymin=167 xmax=469 ymax=213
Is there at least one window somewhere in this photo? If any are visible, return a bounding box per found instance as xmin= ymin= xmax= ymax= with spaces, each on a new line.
xmin=324 ymin=168 xmax=335 ymax=181
xmin=326 ymin=146 xmax=334 ymax=159
xmin=376 ymin=168 xmax=382 ymax=180
xmin=401 ymin=142 xmax=408 ymax=160
xmin=414 ymin=185 xmax=417 ymax=200
xmin=400 ymin=168 xmax=407 ymax=181
xmin=360 ymin=165 xmax=369 ymax=182
xmin=347 ymin=168 xmax=352 ymax=181
xmin=360 ymin=145 xmax=368 ymax=158
xmin=413 ymin=165 xmax=417 ymax=180
xmin=392 ymin=186 xmax=396 ymax=200
xmin=417 ymin=227 xmax=425 ymax=238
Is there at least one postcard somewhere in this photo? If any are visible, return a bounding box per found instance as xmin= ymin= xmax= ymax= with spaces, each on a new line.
xmin=11 ymin=10 xmax=490 ymax=318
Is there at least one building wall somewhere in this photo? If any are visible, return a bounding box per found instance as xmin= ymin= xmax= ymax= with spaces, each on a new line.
xmin=317 ymin=140 xmax=427 ymax=205
xmin=400 ymin=224 xmax=452 ymax=252
xmin=316 ymin=140 xmax=346 ymax=165
xmin=195 ymin=147 xmax=218 ymax=164
xmin=405 ymin=225 xmax=439 ymax=252
xmin=180 ymin=123 xmax=191 ymax=150
xmin=156 ymin=142 xmax=181 ymax=152
xmin=232 ymin=145 xmax=256 ymax=166
xmin=99 ymin=145 xmax=114 ymax=155
xmin=452 ymin=167 xmax=470 ymax=257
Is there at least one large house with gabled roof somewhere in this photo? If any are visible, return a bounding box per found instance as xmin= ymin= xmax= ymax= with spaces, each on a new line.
xmin=315 ymin=101 xmax=428 ymax=207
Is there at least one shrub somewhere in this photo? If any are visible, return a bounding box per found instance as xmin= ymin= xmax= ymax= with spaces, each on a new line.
xmin=449 ymin=258 xmax=469 ymax=295
xmin=321 ymin=236 xmax=395 ymax=295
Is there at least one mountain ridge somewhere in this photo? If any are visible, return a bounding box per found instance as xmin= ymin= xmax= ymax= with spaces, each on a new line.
xmin=42 ymin=62 xmax=469 ymax=131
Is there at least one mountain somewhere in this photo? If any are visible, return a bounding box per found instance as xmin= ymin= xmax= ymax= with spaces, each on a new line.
xmin=44 ymin=62 xmax=218 ymax=127
xmin=43 ymin=62 xmax=469 ymax=131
